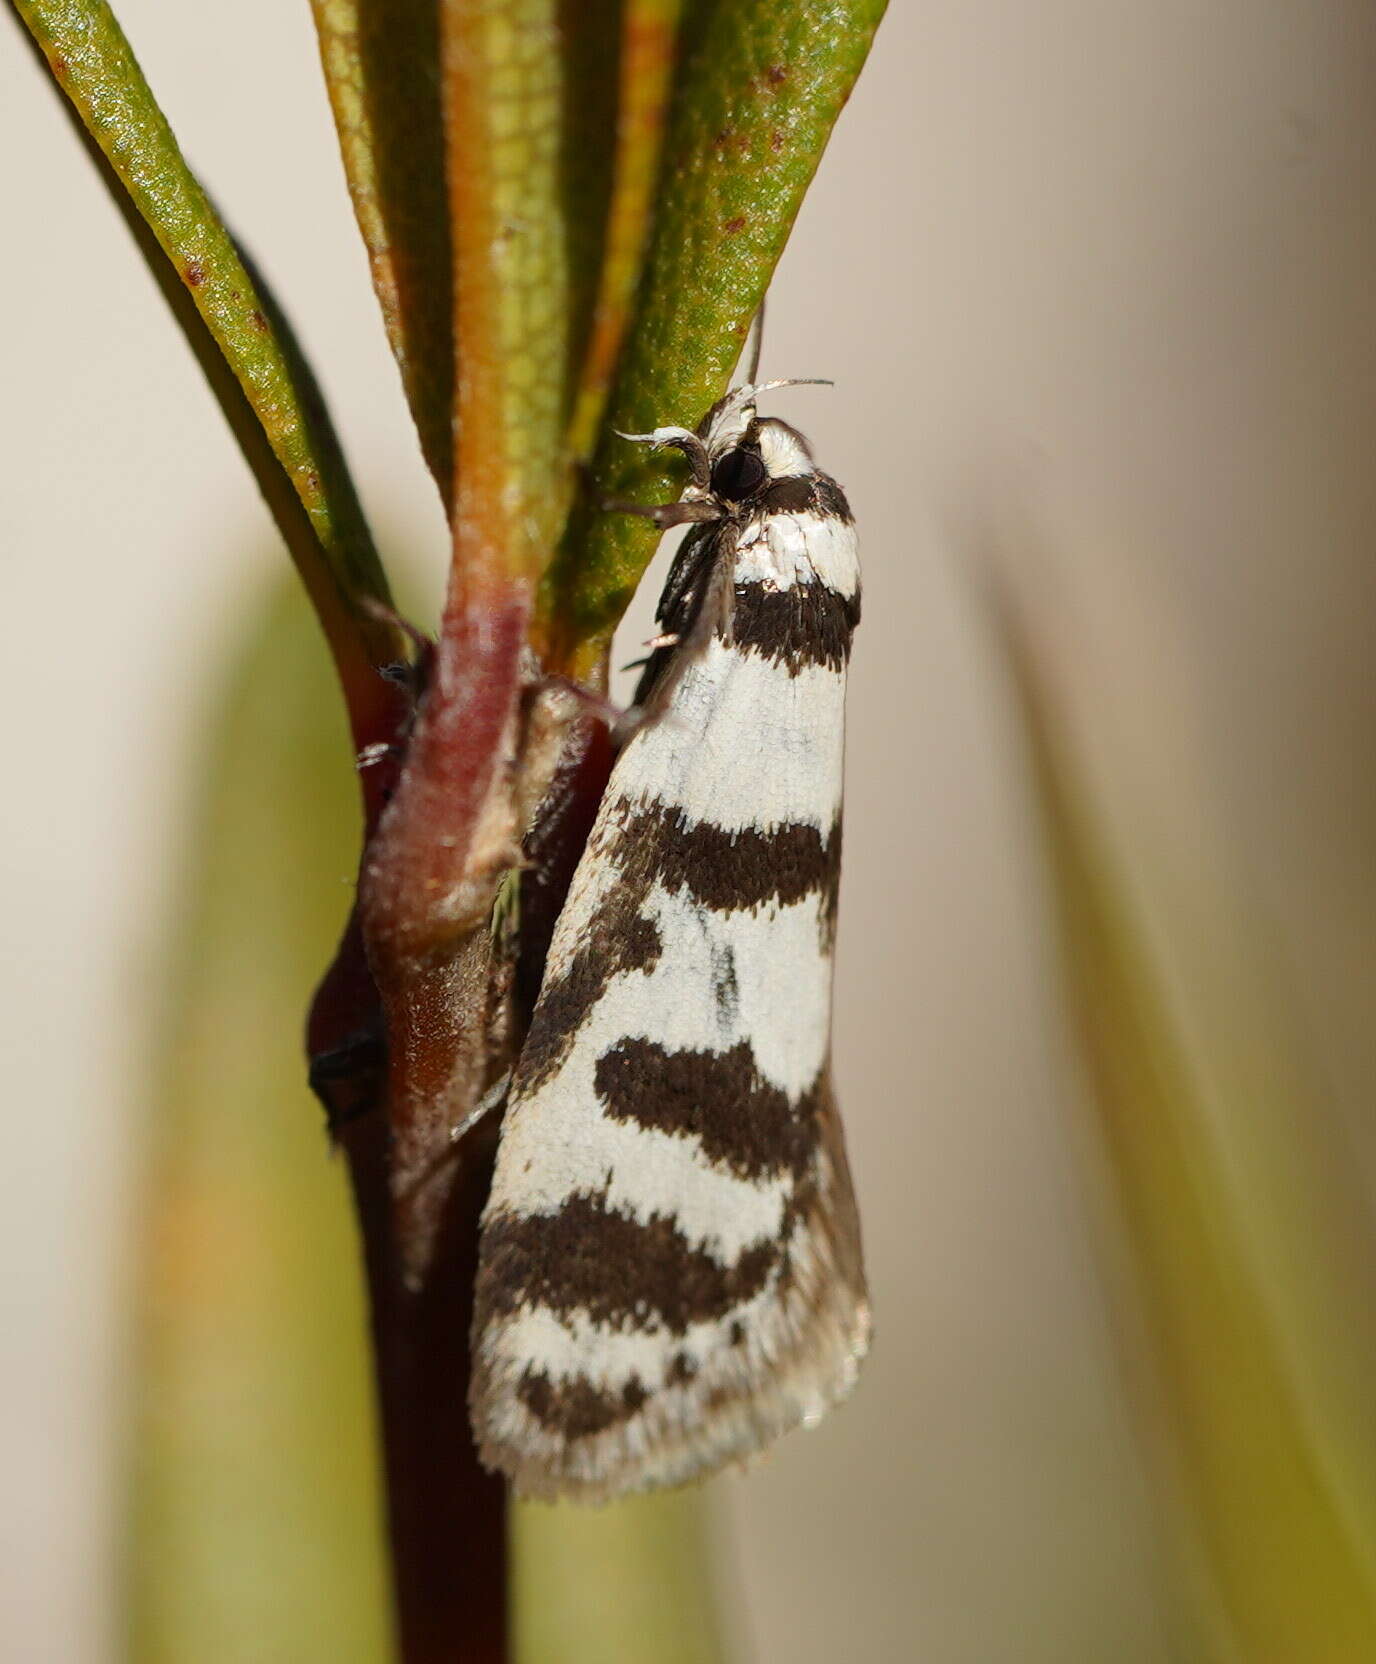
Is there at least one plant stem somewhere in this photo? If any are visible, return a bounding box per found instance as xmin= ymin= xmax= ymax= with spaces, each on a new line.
xmin=342 ymin=1114 xmax=508 ymax=1664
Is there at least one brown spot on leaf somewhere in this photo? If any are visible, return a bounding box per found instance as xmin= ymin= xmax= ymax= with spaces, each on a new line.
xmin=767 ymin=64 xmax=788 ymax=85
xmin=183 ymin=259 xmax=206 ymax=288
xmin=249 ymin=309 xmax=268 ymax=332
xmin=724 ymin=215 xmax=747 ymax=235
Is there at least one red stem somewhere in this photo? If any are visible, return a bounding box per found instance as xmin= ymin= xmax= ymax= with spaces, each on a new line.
xmin=340 ymin=1112 xmax=508 ymax=1664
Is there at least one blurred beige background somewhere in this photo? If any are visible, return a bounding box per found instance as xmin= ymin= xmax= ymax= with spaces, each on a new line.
xmin=5 ymin=2 xmax=1376 ymax=1659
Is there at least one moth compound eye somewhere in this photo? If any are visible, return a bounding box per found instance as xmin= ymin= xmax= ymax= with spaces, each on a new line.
xmin=710 ymin=446 xmax=767 ymax=501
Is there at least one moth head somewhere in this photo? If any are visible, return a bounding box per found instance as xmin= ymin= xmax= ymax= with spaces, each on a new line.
xmin=613 ymin=378 xmax=830 ymax=516
xmin=696 ymin=379 xmax=829 ymax=505
xmin=705 ymin=418 xmax=815 ymax=504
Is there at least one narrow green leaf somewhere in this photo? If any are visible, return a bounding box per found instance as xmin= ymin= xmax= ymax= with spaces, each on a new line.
xmin=513 ymin=1492 xmax=727 ymax=1664
xmin=442 ymin=0 xmax=573 ymax=594
xmin=128 ymin=581 xmax=391 ymax=1662
xmin=553 ymin=0 xmax=625 ymax=454
xmin=565 ymin=0 xmax=685 ymax=463
xmin=540 ymin=0 xmax=889 ymax=678
xmin=309 ymin=0 xmax=454 ymax=508
xmin=355 ymin=0 xmax=591 ymax=986
xmin=16 ymin=0 xmax=402 ymax=705
xmin=999 ymin=595 xmax=1376 ymax=1659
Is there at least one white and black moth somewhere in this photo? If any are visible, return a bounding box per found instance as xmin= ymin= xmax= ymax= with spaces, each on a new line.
xmin=470 ymin=378 xmax=870 ymax=1502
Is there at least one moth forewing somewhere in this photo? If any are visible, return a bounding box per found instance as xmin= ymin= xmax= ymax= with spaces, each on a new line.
xmin=470 ymin=387 xmax=869 ymax=1501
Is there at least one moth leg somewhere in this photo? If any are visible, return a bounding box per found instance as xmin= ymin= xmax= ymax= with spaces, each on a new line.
xmin=358 ymin=596 xmax=435 ymax=694
xmin=530 ymin=672 xmax=623 ymax=730
xmin=620 ymin=536 xmax=736 ymax=740
xmin=618 ymin=632 xmax=681 ymax=673
xmin=449 ymin=1071 xmax=512 ymax=1143
xmin=391 ymin=1068 xmax=512 ymax=1206
xmin=356 ymin=741 xmax=401 ymax=771
xmin=601 ymin=496 xmax=722 ymax=530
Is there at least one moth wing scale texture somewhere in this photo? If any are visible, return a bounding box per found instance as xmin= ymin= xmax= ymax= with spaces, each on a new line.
xmin=471 ymin=458 xmax=868 ymax=1502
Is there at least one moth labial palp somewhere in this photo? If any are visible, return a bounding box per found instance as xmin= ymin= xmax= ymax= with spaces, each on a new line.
xmin=470 ymin=376 xmax=870 ymax=1502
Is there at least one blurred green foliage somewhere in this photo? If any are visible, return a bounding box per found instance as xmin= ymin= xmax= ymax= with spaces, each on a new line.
xmin=1001 ymin=590 xmax=1376 ymax=1661
xmin=130 ymin=582 xmax=728 ymax=1662
xmin=128 ymin=584 xmax=391 ymax=1661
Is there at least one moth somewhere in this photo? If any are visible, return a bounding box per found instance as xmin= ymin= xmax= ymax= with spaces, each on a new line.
xmin=469 ymin=377 xmax=870 ymax=1501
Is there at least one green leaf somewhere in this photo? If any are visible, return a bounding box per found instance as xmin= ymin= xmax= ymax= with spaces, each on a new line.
xmin=513 ymin=1492 xmax=727 ymax=1664
xmin=565 ymin=0 xmax=686 ymax=463
xmin=540 ymin=0 xmax=889 ymax=679
xmin=309 ymin=0 xmax=454 ymax=507
xmin=15 ymin=0 xmax=403 ymax=715
xmin=352 ymin=0 xmax=602 ymax=967
xmin=441 ymin=0 xmax=574 ymax=594
xmin=998 ymin=592 xmax=1376 ymax=1659
xmin=128 ymin=581 xmax=391 ymax=1662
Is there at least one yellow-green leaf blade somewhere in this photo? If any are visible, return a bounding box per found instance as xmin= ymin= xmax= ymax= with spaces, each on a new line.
xmin=565 ymin=0 xmax=685 ymax=463
xmin=129 ymin=582 xmax=391 ymax=1662
xmin=17 ymin=0 xmax=399 ymax=685
xmin=443 ymin=0 xmax=571 ymax=595
xmin=541 ymin=0 xmax=889 ymax=676
xmin=1000 ymin=595 xmax=1376 ymax=1659
xmin=513 ymin=1492 xmax=727 ymax=1664
xmin=310 ymin=0 xmax=454 ymax=507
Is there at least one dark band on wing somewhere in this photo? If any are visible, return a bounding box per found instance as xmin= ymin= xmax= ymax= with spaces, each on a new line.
xmin=477 ymin=1191 xmax=779 ymax=1333
xmin=594 ymin=1039 xmax=820 ymax=1182
xmin=514 ymin=901 xmax=661 ymax=1092
xmin=622 ymin=805 xmax=842 ymax=923
xmin=761 ymin=473 xmax=853 ymax=522
xmin=517 ymin=1369 xmax=649 ymax=1441
xmin=730 ymin=578 xmax=860 ymax=673
xmin=511 ymin=808 xmax=839 ymax=1096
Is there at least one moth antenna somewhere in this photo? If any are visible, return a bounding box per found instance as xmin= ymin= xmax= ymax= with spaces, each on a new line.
xmin=751 ymin=375 xmax=834 ymax=394
xmin=743 ymin=296 xmax=766 ymax=386
xmin=613 ymin=424 xmax=697 ymax=448
xmin=737 ymin=375 xmax=834 ymax=406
